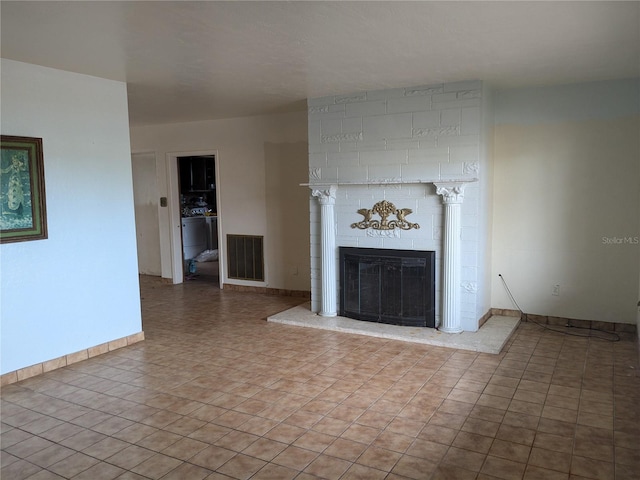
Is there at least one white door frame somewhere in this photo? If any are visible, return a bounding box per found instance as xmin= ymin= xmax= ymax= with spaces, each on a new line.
xmin=167 ymin=149 xmax=223 ymax=287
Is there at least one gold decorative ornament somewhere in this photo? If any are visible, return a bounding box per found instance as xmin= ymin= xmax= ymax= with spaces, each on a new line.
xmin=351 ymin=200 xmax=420 ymax=231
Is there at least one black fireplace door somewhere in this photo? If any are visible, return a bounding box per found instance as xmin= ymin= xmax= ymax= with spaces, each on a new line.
xmin=340 ymin=248 xmax=435 ymax=328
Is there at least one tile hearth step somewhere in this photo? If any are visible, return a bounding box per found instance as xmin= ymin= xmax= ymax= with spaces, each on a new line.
xmin=268 ymin=304 xmax=519 ymax=355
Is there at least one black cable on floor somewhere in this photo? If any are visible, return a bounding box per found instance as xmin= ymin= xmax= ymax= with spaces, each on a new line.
xmin=498 ymin=274 xmax=620 ymax=342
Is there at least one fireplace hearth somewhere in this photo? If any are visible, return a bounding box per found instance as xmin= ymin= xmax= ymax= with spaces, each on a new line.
xmin=339 ymin=247 xmax=435 ymax=328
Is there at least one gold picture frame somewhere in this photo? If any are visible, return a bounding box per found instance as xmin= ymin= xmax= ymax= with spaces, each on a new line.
xmin=0 ymin=135 xmax=48 ymax=243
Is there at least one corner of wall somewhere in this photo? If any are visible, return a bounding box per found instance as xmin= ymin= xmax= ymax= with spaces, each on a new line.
xmin=475 ymin=82 xmax=495 ymax=322
xmin=0 ymin=331 xmax=144 ymax=387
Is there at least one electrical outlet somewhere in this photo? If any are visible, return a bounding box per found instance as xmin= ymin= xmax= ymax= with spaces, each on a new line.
xmin=552 ymin=284 xmax=560 ymax=296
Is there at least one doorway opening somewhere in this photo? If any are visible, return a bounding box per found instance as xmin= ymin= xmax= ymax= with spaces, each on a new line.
xmin=178 ymin=155 xmax=220 ymax=285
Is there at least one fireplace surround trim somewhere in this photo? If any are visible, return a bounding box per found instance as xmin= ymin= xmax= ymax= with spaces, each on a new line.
xmin=308 ymin=179 xmax=477 ymax=332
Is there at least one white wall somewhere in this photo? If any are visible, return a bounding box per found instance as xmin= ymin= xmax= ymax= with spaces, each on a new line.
xmin=129 ymin=112 xmax=310 ymax=291
xmin=131 ymin=152 xmax=162 ymax=276
xmin=492 ymin=79 xmax=640 ymax=324
xmin=307 ymin=81 xmax=491 ymax=331
xmin=0 ymin=60 xmax=142 ymax=374
xmin=265 ymin=141 xmax=310 ymax=290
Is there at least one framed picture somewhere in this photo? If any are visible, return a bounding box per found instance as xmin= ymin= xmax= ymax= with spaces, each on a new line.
xmin=0 ymin=135 xmax=48 ymax=243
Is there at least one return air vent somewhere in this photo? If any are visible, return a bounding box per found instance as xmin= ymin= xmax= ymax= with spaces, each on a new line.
xmin=227 ymin=234 xmax=264 ymax=281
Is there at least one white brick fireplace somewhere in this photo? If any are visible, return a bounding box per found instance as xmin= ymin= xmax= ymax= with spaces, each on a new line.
xmin=307 ymin=81 xmax=493 ymax=332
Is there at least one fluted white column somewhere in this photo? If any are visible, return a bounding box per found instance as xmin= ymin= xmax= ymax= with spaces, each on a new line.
xmin=434 ymin=182 xmax=467 ymax=333
xmin=311 ymin=185 xmax=337 ymax=317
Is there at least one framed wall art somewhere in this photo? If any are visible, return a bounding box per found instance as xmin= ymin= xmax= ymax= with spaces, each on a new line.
xmin=0 ymin=135 xmax=48 ymax=243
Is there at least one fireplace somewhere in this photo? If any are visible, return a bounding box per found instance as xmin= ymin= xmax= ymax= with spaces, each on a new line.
xmin=339 ymin=247 xmax=435 ymax=328
xmin=308 ymin=80 xmax=491 ymax=332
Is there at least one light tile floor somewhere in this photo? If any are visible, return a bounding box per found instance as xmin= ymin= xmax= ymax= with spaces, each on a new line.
xmin=1 ymin=275 xmax=639 ymax=480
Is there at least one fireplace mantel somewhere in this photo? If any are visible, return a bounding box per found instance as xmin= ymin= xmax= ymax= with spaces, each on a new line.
xmin=307 ymin=178 xmax=477 ymax=332
xmin=301 ymin=178 xmax=478 ymax=188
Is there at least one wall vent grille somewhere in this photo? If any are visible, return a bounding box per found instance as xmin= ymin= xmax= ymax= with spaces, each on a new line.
xmin=227 ymin=234 xmax=264 ymax=281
